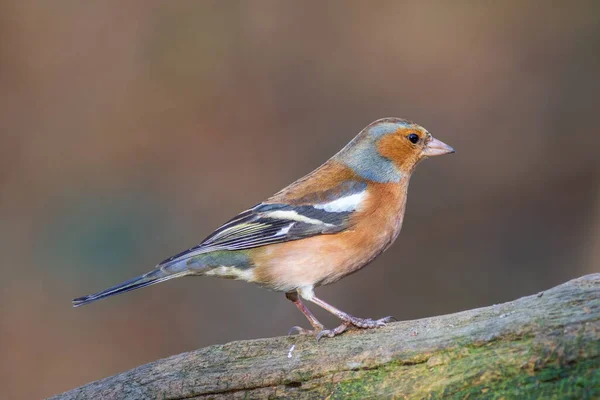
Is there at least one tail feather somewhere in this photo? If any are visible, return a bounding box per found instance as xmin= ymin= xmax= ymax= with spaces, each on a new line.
xmin=72 ymin=268 xmax=188 ymax=307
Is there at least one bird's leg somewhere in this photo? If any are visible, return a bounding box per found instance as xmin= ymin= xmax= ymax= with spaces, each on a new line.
xmin=298 ymin=286 xmax=395 ymax=339
xmin=286 ymin=291 xmax=325 ymax=335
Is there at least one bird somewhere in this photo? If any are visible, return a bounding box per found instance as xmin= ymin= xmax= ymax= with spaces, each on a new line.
xmin=73 ymin=117 xmax=454 ymax=340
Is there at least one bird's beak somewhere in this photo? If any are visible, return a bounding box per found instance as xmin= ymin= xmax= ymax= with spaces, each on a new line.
xmin=423 ymin=136 xmax=455 ymax=157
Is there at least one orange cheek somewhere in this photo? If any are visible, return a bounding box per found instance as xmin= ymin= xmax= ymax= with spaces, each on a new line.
xmin=377 ymin=134 xmax=416 ymax=169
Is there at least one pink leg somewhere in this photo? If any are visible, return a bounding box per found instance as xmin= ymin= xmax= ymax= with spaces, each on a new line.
xmin=298 ymin=287 xmax=395 ymax=340
xmin=286 ymin=292 xmax=324 ymax=335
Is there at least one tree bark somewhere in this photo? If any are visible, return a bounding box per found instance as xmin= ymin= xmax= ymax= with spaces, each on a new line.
xmin=51 ymin=274 xmax=600 ymax=399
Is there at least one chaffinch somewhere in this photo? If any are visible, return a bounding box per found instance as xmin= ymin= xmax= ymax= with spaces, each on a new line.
xmin=74 ymin=118 xmax=454 ymax=340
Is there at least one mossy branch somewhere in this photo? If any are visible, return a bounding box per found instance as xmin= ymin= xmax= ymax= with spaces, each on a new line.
xmin=51 ymin=274 xmax=600 ymax=399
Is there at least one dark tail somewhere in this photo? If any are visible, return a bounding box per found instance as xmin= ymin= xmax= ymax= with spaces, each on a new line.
xmin=72 ymin=267 xmax=188 ymax=307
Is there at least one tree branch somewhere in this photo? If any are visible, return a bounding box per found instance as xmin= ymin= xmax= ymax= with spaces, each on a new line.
xmin=51 ymin=274 xmax=600 ymax=399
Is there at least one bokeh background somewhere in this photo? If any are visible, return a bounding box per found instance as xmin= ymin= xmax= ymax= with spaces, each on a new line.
xmin=1 ymin=1 xmax=599 ymax=398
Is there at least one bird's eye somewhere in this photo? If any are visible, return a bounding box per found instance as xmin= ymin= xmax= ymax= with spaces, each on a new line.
xmin=407 ymin=133 xmax=419 ymax=144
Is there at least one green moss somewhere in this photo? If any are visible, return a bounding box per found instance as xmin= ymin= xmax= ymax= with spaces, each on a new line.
xmin=328 ymin=363 xmax=399 ymax=400
xmin=327 ymin=331 xmax=600 ymax=399
xmin=449 ymin=357 xmax=600 ymax=399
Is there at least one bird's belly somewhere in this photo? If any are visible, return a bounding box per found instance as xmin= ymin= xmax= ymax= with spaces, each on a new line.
xmin=251 ymin=226 xmax=395 ymax=292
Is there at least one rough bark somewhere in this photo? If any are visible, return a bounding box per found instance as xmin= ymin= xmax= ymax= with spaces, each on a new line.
xmin=51 ymin=274 xmax=600 ymax=399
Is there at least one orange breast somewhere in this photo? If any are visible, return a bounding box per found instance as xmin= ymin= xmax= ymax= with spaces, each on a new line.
xmin=251 ymin=179 xmax=409 ymax=292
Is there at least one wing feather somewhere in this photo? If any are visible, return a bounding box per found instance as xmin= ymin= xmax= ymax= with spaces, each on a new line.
xmin=159 ymin=181 xmax=367 ymax=267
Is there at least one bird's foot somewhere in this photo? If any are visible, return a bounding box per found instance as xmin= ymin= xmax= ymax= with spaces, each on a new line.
xmin=316 ymin=316 xmax=396 ymax=341
xmin=292 ymin=316 xmax=396 ymax=341
xmin=347 ymin=315 xmax=396 ymax=329
xmin=316 ymin=322 xmax=351 ymax=341
xmin=288 ymin=326 xmax=316 ymax=336
xmin=288 ymin=323 xmax=325 ymax=336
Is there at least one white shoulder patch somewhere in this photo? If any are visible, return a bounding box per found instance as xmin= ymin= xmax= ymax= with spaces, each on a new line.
xmin=313 ymin=191 xmax=367 ymax=213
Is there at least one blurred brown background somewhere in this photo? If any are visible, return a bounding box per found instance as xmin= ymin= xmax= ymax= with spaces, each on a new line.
xmin=0 ymin=1 xmax=599 ymax=398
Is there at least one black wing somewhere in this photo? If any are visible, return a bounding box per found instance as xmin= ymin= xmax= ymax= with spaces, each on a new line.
xmin=158 ymin=180 xmax=368 ymax=268
xmin=159 ymin=202 xmax=356 ymax=268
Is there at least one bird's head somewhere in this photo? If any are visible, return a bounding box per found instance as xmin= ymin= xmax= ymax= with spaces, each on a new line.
xmin=335 ymin=117 xmax=454 ymax=183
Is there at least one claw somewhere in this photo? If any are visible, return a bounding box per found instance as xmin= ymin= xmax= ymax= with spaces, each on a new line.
xmin=316 ymin=330 xmax=334 ymax=342
xmin=316 ymin=322 xmax=351 ymax=342
xmin=288 ymin=326 xmax=315 ymax=336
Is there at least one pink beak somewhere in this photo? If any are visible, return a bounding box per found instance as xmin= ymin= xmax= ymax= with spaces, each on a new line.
xmin=423 ymin=136 xmax=455 ymax=157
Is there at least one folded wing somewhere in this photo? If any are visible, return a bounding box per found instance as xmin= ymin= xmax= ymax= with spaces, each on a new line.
xmin=159 ymin=180 xmax=368 ymax=268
